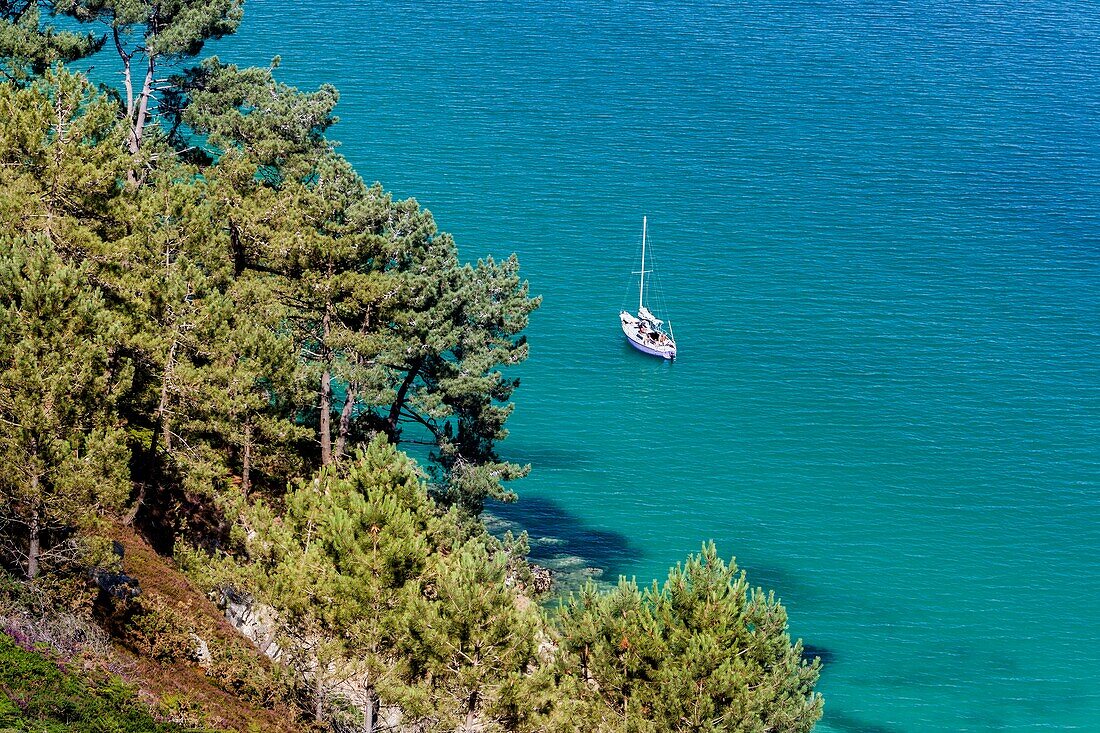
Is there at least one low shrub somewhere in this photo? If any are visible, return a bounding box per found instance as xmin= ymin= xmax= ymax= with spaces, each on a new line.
xmin=206 ymin=637 xmax=300 ymax=710
xmin=124 ymin=596 xmax=197 ymax=663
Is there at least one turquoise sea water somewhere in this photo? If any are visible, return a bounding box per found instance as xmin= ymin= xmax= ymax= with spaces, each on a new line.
xmin=124 ymin=1 xmax=1100 ymax=730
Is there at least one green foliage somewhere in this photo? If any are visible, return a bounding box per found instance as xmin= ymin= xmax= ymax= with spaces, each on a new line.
xmin=54 ymin=0 xmax=244 ymax=155
xmin=0 ymin=239 xmax=130 ymax=579
xmin=242 ymin=438 xmax=444 ymax=723
xmin=181 ymin=57 xmax=539 ymax=507
xmin=553 ymin=543 xmax=823 ymax=733
xmin=0 ymin=65 xmax=302 ymax=526
xmin=0 ymin=67 xmax=127 ymax=254
xmin=419 ymin=252 xmax=540 ymax=513
xmin=106 ymin=164 xmax=307 ymax=513
xmin=0 ymin=2 xmax=102 ymax=81
xmin=56 ymin=0 xmax=242 ymax=58
xmin=0 ymin=44 xmax=538 ymax=540
xmin=399 ymin=542 xmax=544 ymax=732
xmin=237 ymin=438 xmax=544 ymax=730
xmin=183 ymin=56 xmax=338 ymax=171
xmin=203 ymin=637 xmax=298 ymax=710
xmin=124 ymin=595 xmax=195 ymax=663
xmin=0 ymin=631 xmax=206 ymax=732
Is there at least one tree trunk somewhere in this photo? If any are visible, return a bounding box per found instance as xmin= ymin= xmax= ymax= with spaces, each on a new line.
xmin=122 ymin=483 xmax=146 ymax=527
xmin=113 ymin=27 xmax=133 ymax=120
xmin=113 ymin=28 xmax=154 ymax=185
xmin=228 ymin=218 xmax=246 ymax=276
xmin=319 ymin=306 xmax=333 ymax=466
xmin=241 ymin=421 xmax=252 ymax=496
xmin=154 ymin=338 xmax=178 ymax=454
xmin=26 ymin=501 xmax=40 ymax=581
xmin=126 ymin=338 xmax=176 ymax=526
xmin=334 ymin=384 xmax=356 ymax=461
xmin=386 ymin=356 xmax=424 ymax=438
xmin=320 ymin=369 xmax=333 ymax=466
xmin=159 ymin=339 xmax=177 ymax=454
xmin=363 ymin=684 xmax=375 ymax=733
xmin=314 ymin=669 xmax=325 ymax=724
xmin=464 ymin=689 xmax=479 ymax=732
xmin=128 ymin=53 xmax=155 ymax=156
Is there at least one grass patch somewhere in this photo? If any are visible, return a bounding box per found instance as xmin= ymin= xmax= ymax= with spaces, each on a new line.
xmin=0 ymin=631 xmax=216 ymax=732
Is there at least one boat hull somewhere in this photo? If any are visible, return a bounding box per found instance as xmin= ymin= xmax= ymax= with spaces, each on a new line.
xmin=620 ymin=311 xmax=676 ymax=359
xmin=625 ymin=333 xmax=675 ymax=359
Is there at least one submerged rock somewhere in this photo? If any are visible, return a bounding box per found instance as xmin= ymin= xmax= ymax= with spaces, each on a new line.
xmin=530 ymin=564 xmax=553 ymax=594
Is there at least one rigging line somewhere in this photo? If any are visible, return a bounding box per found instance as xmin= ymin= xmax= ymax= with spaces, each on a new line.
xmin=644 ymin=226 xmax=676 ymax=346
xmin=620 ymin=222 xmax=646 ymax=312
xmin=643 ymin=228 xmax=668 ymax=313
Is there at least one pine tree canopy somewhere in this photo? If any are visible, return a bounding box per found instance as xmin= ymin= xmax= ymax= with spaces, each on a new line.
xmin=0 ymin=1 xmax=102 ymax=80
xmin=0 ymin=239 xmax=130 ymax=578
xmin=554 ymin=543 xmax=822 ymax=733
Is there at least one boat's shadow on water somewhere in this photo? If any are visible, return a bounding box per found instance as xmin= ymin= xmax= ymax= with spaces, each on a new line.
xmin=485 ymin=495 xmax=638 ymax=589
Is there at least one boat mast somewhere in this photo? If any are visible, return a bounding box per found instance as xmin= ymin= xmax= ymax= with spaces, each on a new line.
xmin=639 ymin=216 xmax=647 ymax=312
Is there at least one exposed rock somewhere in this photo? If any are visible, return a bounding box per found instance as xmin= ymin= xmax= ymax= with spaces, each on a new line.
xmin=89 ymin=567 xmax=142 ymax=632
xmin=215 ymin=586 xmax=282 ymax=661
xmin=91 ymin=568 xmax=141 ymax=602
xmin=191 ymin=632 xmax=212 ymax=667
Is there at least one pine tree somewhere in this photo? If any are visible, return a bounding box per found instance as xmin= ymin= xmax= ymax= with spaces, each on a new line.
xmin=182 ymin=275 xmax=309 ymax=499
xmin=183 ymin=58 xmax=539 ymax=507
xmin=242 ymin=438 xmax=445 ymax=729
xmin=183 ymin=59 xmax=392 ymax=469
xmin=414 ymin=253 xmax=539 ymax=514
xmin=553 ymin=578 xmax=665 ymax=733
xmin=0 ymin=239 xmax=130 ymax=579
xmin=651 ymin=544 xmax=822 ymax=732
xmin=399 ymin=541 xmax=543 ymax=732
xmin=268 ymin=153 xmax=393 ymax=469
xmin=0 ymin=66 xmax=312 ymax=530
xmin=54 ymin=0 xmax=243 ymax=160
xmin=93 ymin=169 xmax=223 ymax=529
xmin=0 ymin=67 xmax=127 ymax=258
xmin=553 ymin=544 xmax=822 ymax=733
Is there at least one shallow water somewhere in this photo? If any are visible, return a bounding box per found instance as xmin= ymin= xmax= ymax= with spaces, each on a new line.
xmin=142 ymin=2 xmax=1100 ymax=730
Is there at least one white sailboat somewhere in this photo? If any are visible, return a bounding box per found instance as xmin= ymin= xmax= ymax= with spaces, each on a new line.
xmin=620 ymin=217 xmax=677 ymax=359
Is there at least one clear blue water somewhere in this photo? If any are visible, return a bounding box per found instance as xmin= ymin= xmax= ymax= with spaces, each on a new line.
xmin=101 ymin=1 xmax=1100 ymax=730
